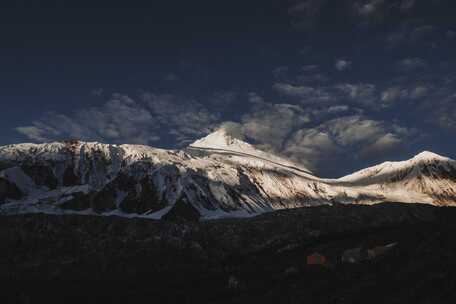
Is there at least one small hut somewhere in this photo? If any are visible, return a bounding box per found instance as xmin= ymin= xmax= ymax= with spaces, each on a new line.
xmin=368 ymin=243 xmax=397 ymax=259
xmin=307 ymin=252 xmax=328 ymax=266
xmin=342 ymin=247 xmax=368 ymax=264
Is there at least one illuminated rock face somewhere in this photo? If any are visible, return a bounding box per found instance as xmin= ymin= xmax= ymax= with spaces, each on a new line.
xmin=1 ymin=132 xmax=456 ymax=220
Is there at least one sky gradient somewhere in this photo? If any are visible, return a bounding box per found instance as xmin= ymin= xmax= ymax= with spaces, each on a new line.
xmin=1 ymin=0 xmax=456 ymax=177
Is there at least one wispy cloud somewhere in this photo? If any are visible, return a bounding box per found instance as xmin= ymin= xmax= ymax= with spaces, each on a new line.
xmin=351 ymin=0 xmax=386 ymax=19
xmin=16 ymin=92 xmax=223 ymax=146
xmin=282 ymin=115 xmax=412 ymax=172
xmin=335 ymin=59 xmax=352 ymax=71
xmin=397 ymin=57 xmax=428 ymax=72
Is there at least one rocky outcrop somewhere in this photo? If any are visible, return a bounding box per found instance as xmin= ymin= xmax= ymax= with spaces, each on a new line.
xmin=119 ymin=177 xmax=165 ymax=214
xmin=0 ymin=177 xmax=23 ymax=203
xmin=90 ymin=187 xmax=118 ymax=213
xmin=20 ymin=163 xmax=58 ymax=190
xmin=162 ymin=195 xmax=201 ymax=222
xmin=62 ymin=166 xmax=80 ymax=187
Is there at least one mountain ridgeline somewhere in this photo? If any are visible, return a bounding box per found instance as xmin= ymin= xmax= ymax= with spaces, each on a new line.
xmin=1 ymin=130 xmax=456 ymax=220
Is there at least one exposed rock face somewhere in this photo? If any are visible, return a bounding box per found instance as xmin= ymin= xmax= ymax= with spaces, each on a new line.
xmin=162 ymin=195 xmax=201 ymax=222
xmin=20 ymin=163 xmax=58 ymax=190
xmin=0 ymin=177 xmax=23 ymax=203
xmin=91 ymin=186 xmax=118 ymax=213
xmin=62 ymin=166 xmax=80 ymax=187
xmin=119 ymin=177 xmax=165 ymax=214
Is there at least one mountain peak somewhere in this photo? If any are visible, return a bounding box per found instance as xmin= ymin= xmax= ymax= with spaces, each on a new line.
xmin=413 ymin=151 xmax=449 ymax=161
xmin=189 ymin=128 xmax=249 ymax=150
xmin=338 ymin=151 xmax=453 ymax=184
xmin=189 ymin=129 xmax=314 ymax=175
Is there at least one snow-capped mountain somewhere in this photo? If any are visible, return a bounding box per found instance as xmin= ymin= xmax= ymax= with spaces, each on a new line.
xmin=336 ymin=151 xmax=456 ymax=206
xmin=1 ymin=130 xmax=455 ymax=220
xmin=189 ymin=129 xmax=314 ymax=176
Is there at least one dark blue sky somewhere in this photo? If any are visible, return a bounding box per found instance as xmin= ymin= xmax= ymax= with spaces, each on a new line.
xmin=1 ymin=0 xmax=456 ymax=177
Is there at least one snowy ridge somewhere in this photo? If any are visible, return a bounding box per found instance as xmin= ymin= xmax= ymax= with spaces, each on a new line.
xmin=1 ymin=132 xmax=456 ymax=220
xmin=339 ymin=151 xmax=452 ymax=183
xmin=188 ymin=129 xmax=314 ymax=176
xmin=336 ymin=151 xmax=456 ymax=206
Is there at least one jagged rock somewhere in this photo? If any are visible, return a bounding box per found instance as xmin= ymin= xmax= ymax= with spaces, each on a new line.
xmin=162 ymin=196 xmax=201 ymax=222
xmin=62 ymin=166 xmax=80 ymax=186
xmin=20 ymin=163 xmax=58 ymax=190
xmin=119 ymin=177 xmax=165 ymax=214
xmin=91 ymin=188 xmax=117 ymax=213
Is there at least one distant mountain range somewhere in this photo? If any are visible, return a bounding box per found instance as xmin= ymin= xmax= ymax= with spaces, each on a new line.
xmin=1 ymin=129 xmax=456 ymax=220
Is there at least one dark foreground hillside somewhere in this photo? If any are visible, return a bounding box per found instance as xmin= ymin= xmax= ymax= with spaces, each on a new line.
xmin=1 ymin=203 xmax=456 ymax=303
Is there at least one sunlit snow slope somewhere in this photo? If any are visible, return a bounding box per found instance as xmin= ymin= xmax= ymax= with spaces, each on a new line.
xmin=1 ymin=130 xmax=455 ymax=220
